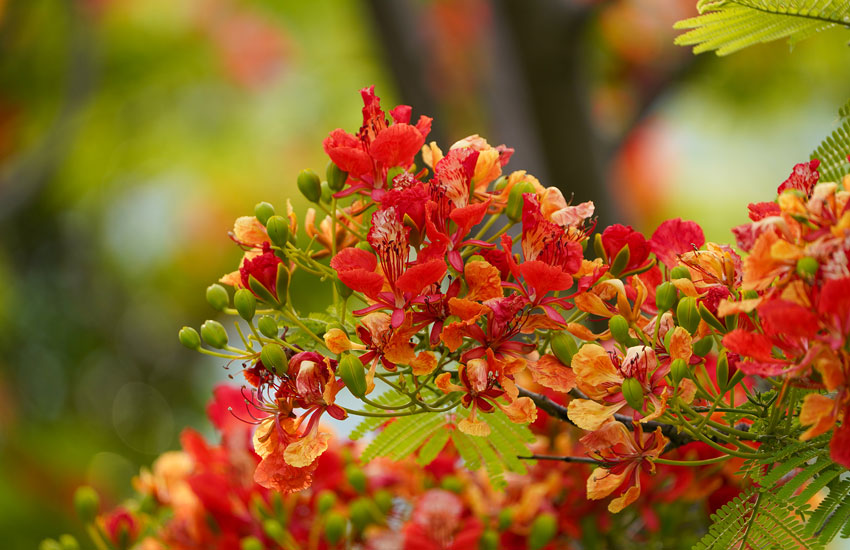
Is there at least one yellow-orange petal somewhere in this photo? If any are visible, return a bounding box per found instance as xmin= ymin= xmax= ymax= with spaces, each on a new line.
xmin=436 ymin=372 xmax=464 ymax=394
xmin=668 ymin=326 xmax=693 ymax=363
xmin=233 ymin=216 xmax=268 ymax=246
xmin=799 ymin=393 xmax=837 ymax=441
xmin=527 ymin=354 xmax=576 ymax=393
xmin=586 ymin=466 xmax=628 ymax=501
xmin=499 ymin=396 xmax=538 ymax=424
xmin=324 ymin=328 xmax=362 ymax=354
xmin=717 ymin=297 xmax=762 ymax=317
xmin=571 ymin=345 xmax=622 ymax=388
xmin=411 ymin=351 xmax=437 ymax=375
xmin=464 ymin=261 xmax=504 ymax=302
xmin=253 ymin=417 xmax=277 ymax=459
xmin=608 ymin=484 xmax=641 ymax=513
xmin=448 ymin=297 xmax=490 ymax=322
xmin=567 ymin=399 xmax=624 ymax=431
xmin=459 ymin=416 xmax=491 ymax=437
xmin=284 ymin=430 xmax=330 ymax=468
xmin=575 ymin=292 xmax=612 ymax=318
xmin=677 ymin=378 xmax=697 ymax=404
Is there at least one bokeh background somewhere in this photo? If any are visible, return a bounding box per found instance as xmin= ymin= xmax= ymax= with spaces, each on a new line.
xmin=1 ymin=0 xmax=849 ymax=546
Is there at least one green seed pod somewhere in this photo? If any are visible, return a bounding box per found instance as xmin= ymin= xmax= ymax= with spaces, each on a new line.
xmin=692 ymin=337 xmax=713 ymax=357
xmin=655 ymin=281 xmax=677 ymax=312
xmin=339 ymin=354 xmax=367 ymax=398
xmin=348 ymin=498 xmax=375 ymax=532
xmin=551 ymin=332 xmax=579 ymax=365
xmin=324 ymin=512 xmax=348 ymax=545
xmin=609 ymin=245 xmax=631 ymax=277
xmin=320 ymin=180 xmax=333 ymax=204
xmin=677 ymin=296 xmax=700 ymax=334
xmin=206 ymin=284 xmax=229 ymax=311
xmin=497 ymin=507 xmax=514 ymax=531
xmin=374 ymin=489 xmax=393 ymax=515
xmin=528 ymin=513 xmax=558 ymax=550
xmin=480 ymin=530 xmax=500 ymax=550
xmin=39 ymin=540 xmax=62 ymax=550
xmin=670 ymin=358 xmax=689 ymax=384
xmin=716 ymin=352 xmax=729 ymax=391
xmin=254 ymin=202 xmax=275 ymax=226
xmin=506 ymin=181 xmax=536 ymax=222
xmin=796 ymin=256 xmax=819 ymax=278
xmin=200 ymin=320 xmax=229 ymax=349
xmin=58 ymin=535 xmax=80 ymax=550
xmin=234 ymin=288 xmax=257 ymax=321
xmin=316 ymin=490 xmax=337 ymax=514
xmin=327 ymin=161 xmax=348 ymax=192
xmin=266 ymin=215 xmax=290 ymax=248
xmin=260 ymin=343 xmax=288 ymax=375
xmin=345 ymin=464 xmax=368 ymax=494
xmin=257 ymin=315 xmax=279 ymax=338
xmin=73 ymin=486 xmax=100 ymax=524
xmin=297 ymin=169 xmax=322 ymax=203
xmin=493 ymin=175 xmax=509 ymax=191
xmin=240 ymin=536 xmax=263 ymax=550
xmin=262 ymin=519 xmax=285 ymax=543
xmin=670 ymin=266 xmax=691 ymax=280
xmin=178 ymin=326 xmax=201 ymax=350
xmin=608 ymin=314 xmax=631 ymax=345
xmin=440 ymin=475 xmax=464 ymax=494
xmin=276 ymin=264 xmax=290 ymax=306
xmin=698 ymin=302 xmax=726 ymax=333
xmin=621 ymin=377 xmax=645 ymax=411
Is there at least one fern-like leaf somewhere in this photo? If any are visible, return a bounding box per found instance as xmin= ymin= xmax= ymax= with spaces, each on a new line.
xmin=675 ymin=0 xmax=850 ymax=56
xmin=360 ymin=412 xmax=445 ymax=462
xmin=811 ymin=98 xmax=850 ymax=183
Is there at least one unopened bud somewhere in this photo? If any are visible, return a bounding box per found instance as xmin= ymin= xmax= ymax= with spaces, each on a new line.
xmin=260 ymin=343 xmax=288 ymax=375
xmin=178 ymin=327 xmax=201 ymax=350
xmin=345 ymin=464 xmax=368 ymax=494
xmin=796 ymin=256 xmax=819 ymax=278
xmin=206 ymin=284 xmax=229 ymax=311
xmin=374 ymin=489 xmax=393 ymax=515
xmin=58 ymin=536 xmax=80 ymax=550
xmin=320 ymin=181 xmax=333 ymax=204
xmin=257 ymin=315 xmax=278 ymax=338
xmin=506 ymin=181 xmax=536 ymax=222
xmin=276 ymin=264 xmax=290 ymax=306
xmin=240 ymin=536 xmax=263 ymax=550
xmin=339 ymin=354 xmax=367 ymax=398
xmin=254 ymin=202 xmax=275 ymax=226
xmin=743 ymin=289 xmax=759 ymax=300
xmin=297 ymin=169 xmax=322 ymax=203
xmin=670 ymin=358 xmax=689 ymax=383
xmin=316 ymin=490 xmax=337 ymax=514
xmin=670 ymin=266 xmax=691 ymax=280
xmin=528 ymin=513 xmax=558 ymax=550
xmin=324 ymin=512 xmax=347 ymax=544
xmin=677 ymin=297 xmax=700 ymax=334
xmin=551 ymin=332 xmax=578 ymax=365
xmin=262 ymin=519 xmax=284 ymax=543
xmin=621 ymin=377 xmax=645 ymax=411
xmin=716 ymin=352 xmax=729 ymax=391
xmin=497 ymin=507 xmax=513 ymax=531
xmin=655 ymin=282 xmax=677 ymax=312
xmin=440 ymin=475 xmax=464 ymax=494
xmin=608 ymin=315 xmax=631 ymax=345
xmin=692 ymin=337 xmax=713 ymax=357
xmin=73 ymin=486 xmax=99 ymax=524
xmin=327 ymin=161 xmax=347 ymax=192
xmin=201 ymin=320 xmax=229 ymax=349
xmin=336 ymin=279 xmax=353 ymax=299
xmin=493 ymin=175 xmax=509 ymax=191
xmin=480 ymin=530 xmax=500 ymax=550
xmin=39 ymin=540 xmax=61 ymax=550
xmin=234 ymin=289 xmax=257 ymax=321
xmin=348 ymin=498 xmax=375 ymax=532
xmin=609 ymin=245 xmax=631 ymax=277
xmin=266 ymin=216 xmax=290 ymax=248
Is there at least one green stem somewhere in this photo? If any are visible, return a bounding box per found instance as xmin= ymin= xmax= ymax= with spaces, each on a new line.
xmin=654 ymin=455 xmax=731 ymax=466
xmin=282 ymin=310 xmax=325 ymax=346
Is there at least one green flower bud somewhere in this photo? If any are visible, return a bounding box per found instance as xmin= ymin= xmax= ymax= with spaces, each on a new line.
xmin=743 ymin=289 xmax=759 ymax=300
xmin=716 ymin=352 xmax=729 ymax=391
xmin=316 ymin=490 xmax=337 ymax=514
xmin=506 ymin=181 xmax=536 ymax=222
xmin=670 ymin=358 xmax=689 ymax=384
xmin=374 ymin=489 xmax=393 ymax=515
xmin=262 ymin=519 xmax=285 ymax=543
xmin=655 ymin=282 xmax=677 ymax=312
xmin=276 ymin=264 xmax=290 ymax=305
xmin=58 ymin=535 xmax=80 ymax=550
xmin=201 ymin=320 xmax=229 ymax=349
xmin=621 ymin=377 xmax=645 ymax=411
xmin=796 ymin=256 xmax=819 ymax=278
xmin=339 ymin=354 xmax=367 ymax=398
xmin=480 ymin=530 xmax=500 ymax=550
xmin=297 ymin=169 xmax=322 ymax=203
xmin=206 ymin=284 xmax=229 ymax=311
xmin=348 ymin=498 xmax=375 ymax=532
xmin=73 ymin=486 xmax=100 ymax=524
xmin=608 ymin=315 xmax=631 ymax=345
xmin=692 ymin=337 xmax=713 ymax=357
xmin=468 ymin=254 xmax=487 ymax=263
xmin=551 ymin=332 xmax=579 ymax=365
xmin=178 ymin=326 xmax=201 ymax=350
xmin=257 ymin=315 xmax=279 ymax=338
xmin=320 ymin=180 xmax=333 ymax=204
xmin=493 ymin=175 xmax=509 ymax=191
xmin=327 ymin=161 xmax=348 ymax=192
xmin=266 ymin=215 xmax=290 ymax=248
xmin=677 ymin=296 xmax=700 ymax=334
xmin=260 ymin=343 xmax=288 ymax=375
xmin=336 ymin=279 xmax=353 ymax=299
xmin=497 ymin=507 xmax=514 ymax=531
xmin=609 ymin=245 xmax=631 ymax=277
xmin=254 ymin=202 xmax=275 ymax=226
xmin=324 ymin=512 xmax=347 ymax=544
xmin=593 ymin=233 xmax=607 ymax=262
xmin=528 ymin=513 xmax=558 ymax=550
xmin=356 ymin=241 xmax=374 ymax=253
xmin=345 ymin=464 xmax=368 ymax=494
xmin=698 ymin=302 xmax=726 ymax=333
xmin=240 ymin=536 xmax=263 ymax=550
xmin=440 ymin=475 xmax=464 ymax=494
xmin=386 ymin=166 xmax=405 ymax=186
xmin=234 ymin=288 xmax=257 ymax=321
xmin=39 ymin=540 xmax=62 ymax=550
xmin=670 ymin=266 xmax=691 ymax=280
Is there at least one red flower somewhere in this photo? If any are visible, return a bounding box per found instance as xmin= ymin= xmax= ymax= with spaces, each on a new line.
xmin=649 ymin=218 xmax=705 ymax=269
xmin=777 ymin=159 xmax=820 ymax=195
xmin=239 ymin=243 xmax=284 ymax=297
xmin=601 ymin=224 xmax=651 ymax=273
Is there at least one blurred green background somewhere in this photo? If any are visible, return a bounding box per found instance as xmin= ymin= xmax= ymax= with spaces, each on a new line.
xmin=0 ymin=0 xmax=848 ymax=546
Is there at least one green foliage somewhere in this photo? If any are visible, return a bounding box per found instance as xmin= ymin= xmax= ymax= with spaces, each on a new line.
xmin=675 ymin=0 xmax=850 ymax=56
xmin=811 ymin=98 xmax=850 ymax=183
xmin=349 ymin=389 xmax=414 ymax=440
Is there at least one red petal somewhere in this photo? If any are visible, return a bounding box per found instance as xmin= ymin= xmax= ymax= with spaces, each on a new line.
xmin=747 ymin=202 xmax=781 ymax=221
xmin=649 ymin=218 xmax=705 ymax=269
xmin=830 ymin=408 xmax=850 ymax=468
xmin=759 ymin=300 xmax=818 ymax=341
xmin=450 ymin=201 xmax=489 ymax=239
xmin=331 ymin=247 xmax=377 ymax=272
xmin=396 ymin=258 xmax=447 ymax=295
xmin=520 ymin=260 xmax=573 ymax=296
xmin=323 ymin=129 xmax=372 ymax=177
xmin=370 ymin=123 xmax=426 ymax=168
xmin=722 ymin=329 xmax=775 ymax=362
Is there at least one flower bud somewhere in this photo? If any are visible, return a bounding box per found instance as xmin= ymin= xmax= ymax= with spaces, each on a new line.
xmin=320 ymin=180 xmax=333 ymax=204
xmin=743 ymin=289 xmax=759 ymax=300
xmin=327 ymin=161 xmax=348 ymax=192
xmin=441 ymin=475 xmax=464 ymax=494
xmin=345 ymin=464 xmax=368 ymax=494
xmin=506 ymin=181 xmax=536 ymax=222
xmin=265 ymin=215 xmax=290 ymax=248
xmin=316 ymin=489 xmax=337 ymax=514
xmin=297 ymin=169 xmax=322 ymax=203
xmin=677 ymin=296 xmax=700 ymax=334
xmin=551 ymin=332 xmax=578 ymax=365
xmin=608 ymin=315 xmax=631 ymax=345
xmin=593 ymin=232 xmax=607 ymax=262
xmin=374 ymin=489 xmax=393 ymax=515
xmin=206 ymin=284 xmax=229 ymax=311
xmin=262 ymin=519 xmax=285 ymax=543
xmin=670 ymin=358 xmax=689 ymax=384
xmin=493 ymin=175 xmax=509 ymax=191
xmin=276 ymin=264 xmax=290 ymax=305
xmin=348 ymin=498 xmax=375 ymax=532
xmin=324 ymin=512 xmax=348 ymax=544
xmin=716 ymin=352 xmax=729 ymax=391
xmin=609 ymin=245 xmax=631 ymax=277
xmin=339 ymin=354 xmax=367 ymax=398
xmin=73 ymin=486 xmax=100 ymax=524
xmin=698 ymin=302 xmax=726 ymax=333
xmin=39 ymin=540 xmax=61 ymax=550
xmin=257 ymin=315 xmax=278 ymax=338
xmin=254 ymin=202 xmax=275 ymax=226
xmin=692 ymin=337 xmax=713 ymax=357
xmin=240 ymin=536 xmax=263 ymax=550
xmin=260 ymin=343 xmax=288 ymax=375
xmin=497 ymin=508 xmax=514 ymax=531
xmin=528 ymin=513 xmax=558 ymax=550
xmin=655 ymin=282 xmax=677 ymax=312
xmin=200 ymin=320 xmax=228 ymax=349
xmin=356 ymin=241 xmax=374 ymax=252
xmin=336 ymin=279 xmax=353 ymax=299
xmin=670 ymin=266 xmax=691 ymax=280
xmin=621 ymin=377 xmax=645 ymax=411
xmin=178 ymin=327 xmax=201 ymax=350
xmin=796 ymin=256 xmax=819 ymax=278
xmin=58 ymin=535 xmax=80 ymax=550
xmin=234 ymin=288 xmax=257 ymax=321
xmin=480 ymin=530 xmax=500 ymax=550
